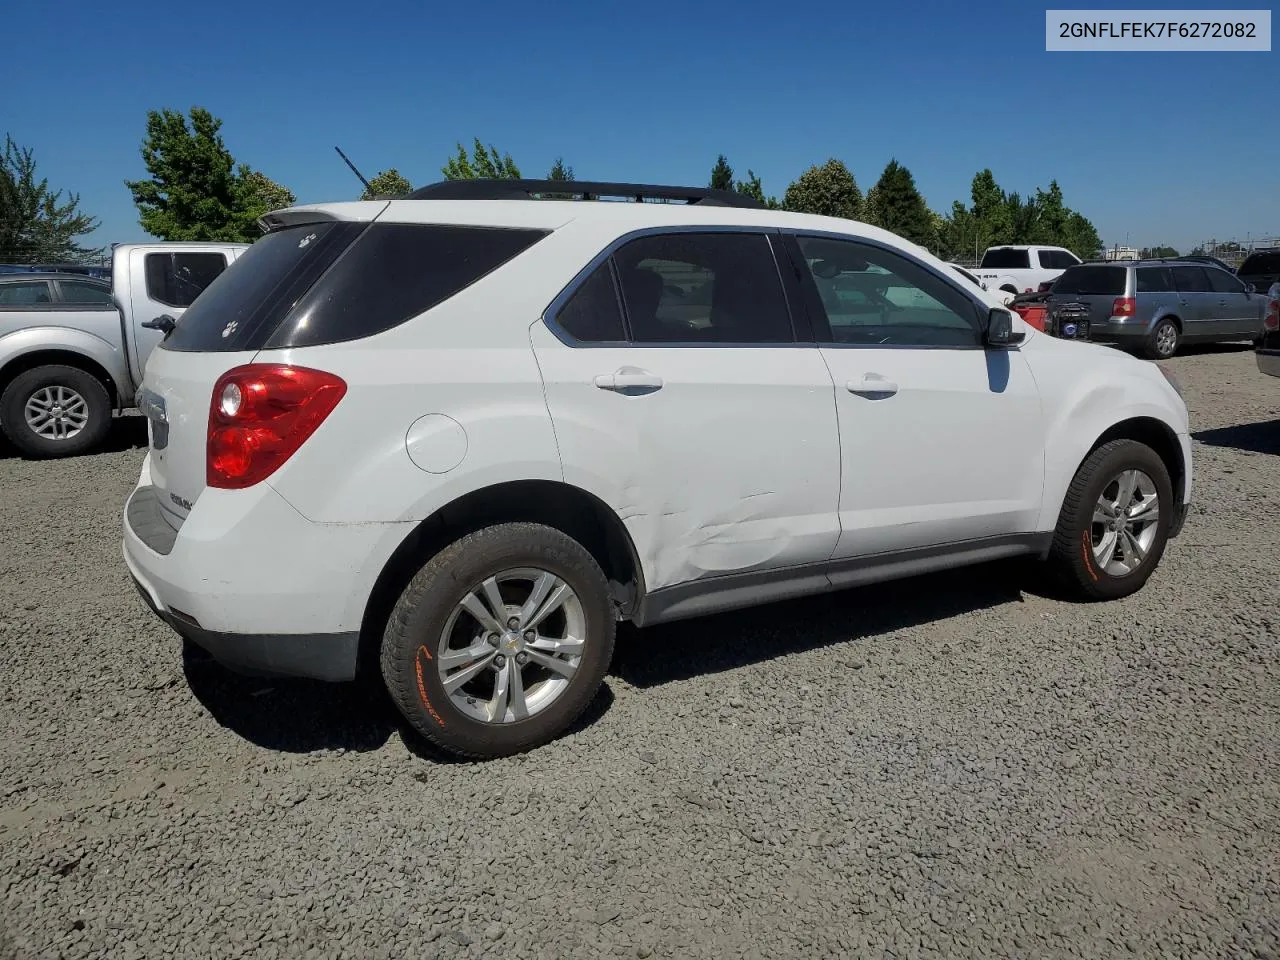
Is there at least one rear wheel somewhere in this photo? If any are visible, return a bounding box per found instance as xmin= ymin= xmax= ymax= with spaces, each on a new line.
xmin=0 ymin=364 xmax=112 ymax=458
xmin=380 ymin=522 xmax=616 ymax=759
xmin=1045 ymin=439 xmax=1173 ymax=601
xmin=1145 ymin=319 xmax=1179 ymax=359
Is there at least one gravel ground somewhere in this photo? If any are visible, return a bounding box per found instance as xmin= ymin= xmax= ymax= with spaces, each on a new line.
xmin=1 ymin=346 xmax=1278 ymax=960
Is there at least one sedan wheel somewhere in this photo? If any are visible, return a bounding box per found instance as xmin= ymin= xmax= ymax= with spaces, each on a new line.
xmin=1090 ymin=469 xmax=1160 ymax=577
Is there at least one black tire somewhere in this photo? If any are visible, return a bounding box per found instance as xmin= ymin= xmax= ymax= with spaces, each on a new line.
xmin=0 ymin=364 xmax=112 ymax=458
xmin=1045 ymin=439 xmax=1174 ymax=601
xmin=1144 ymin=318 xmax=1179 ymax=360
xmin=380 ymin=522 xmax=616 ymax=760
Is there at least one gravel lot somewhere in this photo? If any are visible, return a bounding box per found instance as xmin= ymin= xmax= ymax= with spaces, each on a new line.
xmin=2 ymin=346 xmax=1278 ymax=960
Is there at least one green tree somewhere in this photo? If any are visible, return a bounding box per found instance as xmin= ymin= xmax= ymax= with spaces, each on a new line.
xmin=782 ymin=159 xmax=861 ymax=220
xmin=360 ymin=168 xmax=412 ymax=200
xmin=709 ymin=154 xmax=734 ymax=191
xmin=864 ymin=159 xmax=933 ymax=247
xmin=1140 ymin=245 xmax=1180 ymax=259
xmin=547 ymin=157 xmax=575 ymax=182
xmin=126 ymin=106 xmax=291 ymax=243
xmin=442 ymin=139 xmax=521 ymax=180
xmin=1059 ymin=211 xmax=1102 ymax=260
xmin=0 ymin=134 xmax=101 ymax=263
xmin=733 ymin=170 xmax=779 ymax=208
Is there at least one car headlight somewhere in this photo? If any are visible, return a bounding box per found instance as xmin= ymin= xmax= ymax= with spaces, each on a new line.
xmin=1155 ymin=363 xmax=1184 ymax=399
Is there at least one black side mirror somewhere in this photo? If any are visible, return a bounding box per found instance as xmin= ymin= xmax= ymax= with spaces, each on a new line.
xmin=985 ymin=307 xmax=1025 ymax=347
xmin=1245 ymin=282 xmax=1256 ymax=295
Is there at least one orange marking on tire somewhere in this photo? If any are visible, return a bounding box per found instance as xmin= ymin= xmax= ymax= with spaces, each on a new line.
xmin=1081 ymin=530 xmax=1100 ymax=582
xmin=415 ymin=646 xmax=447 ymax=728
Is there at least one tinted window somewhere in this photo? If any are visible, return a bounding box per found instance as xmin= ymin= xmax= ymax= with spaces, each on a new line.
xmin=145 ymin=252 xmax=228 ymax=308
xmin=1171 ymin=266 xmax=1212 ymax=292
xmin=1238 ymin=252 xmax=1280 ymax=275
xmin=797 ymin=236 xmax=980 ymax=347
xmin=0 ymin=280 xmax=53 ymax=305
xmin=1049 ymin=266 xmax=1125 ymax=296
xmin=554 ymin=264 xmax=626 ymax=342
xmin=1048 ymin=250 xmax=1080 ymax=269
xmin=979 ymin=248 xmax=1030 ymax=269
xmin=614 ymin=233 xmax=793 ymax=344
xmin=1205 ymin=268 xmax=1244 ymax=294
xmin=270 ymin=223 xmax=549 ymax=349
xmin=58 ymin=280 xmax=113 ymax=305
xmin=1136 ymin=267 xmax=1174 ymax=293
xmin=164 ymin=222 xmax=364 ymax=352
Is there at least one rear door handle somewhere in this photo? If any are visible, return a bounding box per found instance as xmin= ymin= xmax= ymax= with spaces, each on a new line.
xmin=594 ymin=370 xmax=664 ymax=391
xmin=847 ymin=376 xmax=899 ymax=397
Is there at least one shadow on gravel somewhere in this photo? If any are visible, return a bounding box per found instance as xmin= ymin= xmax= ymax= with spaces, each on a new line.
xmin=0 ymin=412 xmax=149 ymax=460
xmin=611 ymin=560 xmax=1028 ymax=689
xmin=1174 ymin=341 xmax=1255 ymax=356
xmin=1193 ymin=419 xmax=1280 ymax=456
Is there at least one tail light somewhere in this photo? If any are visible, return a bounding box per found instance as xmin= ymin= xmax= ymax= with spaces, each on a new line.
xmin=207 ymin=364 xmax=347 ymax=489
xmin=1266 ymin=299 xmax=1279 ymax=331
xmin=1111 ymin=296 xmax=1137 ymax=318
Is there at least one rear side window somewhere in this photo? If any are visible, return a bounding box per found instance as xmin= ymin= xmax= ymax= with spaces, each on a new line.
xmin=268 ymin=223 xmax=549 ymax=349
xmin=979 ymin=248 xmax=1030 ymax=269
xmin=1137 ymin=267 xmax=1174 ymax=293
xmin=1206 ymin=268 xmax=1244 ymax=294
xmin=1171 ymin=266 xmax=1212 ymax=292
xmin=58 ymin=280 xmax=113 ymax=304
xmin=164 ymin=222 xmax=365 ymax=352
xmin=613 ymin=233 xmax=793 ymax=344
xmin=0 ymin=280 xmax=53 ymax=305
xmin=554 ymin=264 xmax=626 ymax=342
xmin=1053 ymin=266 xmax=1125 ymax=295
xmin=145 ymin=252 xmax=228 ymax=308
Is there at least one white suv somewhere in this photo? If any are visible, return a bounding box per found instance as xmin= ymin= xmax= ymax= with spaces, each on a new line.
xmin=122 ymin=179 xmax=1193 ymax=759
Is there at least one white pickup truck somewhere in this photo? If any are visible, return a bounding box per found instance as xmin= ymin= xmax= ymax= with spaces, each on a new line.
xmin=0 ymin=241 xmax=248 ymax=457
xmin=971 ymin=244 xmax=1082 ymax=299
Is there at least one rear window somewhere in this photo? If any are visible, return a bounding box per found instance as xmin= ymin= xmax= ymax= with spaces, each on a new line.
xmin=163 ymin=222 xmax=548 ymax=352
xmin=1052 ymin=266 xmax=1125 ymax=295
xmin=979 ymin=248 xmax=1030 ymax=269
xmin=1238 ymin=251 xmax=1280 ymax=275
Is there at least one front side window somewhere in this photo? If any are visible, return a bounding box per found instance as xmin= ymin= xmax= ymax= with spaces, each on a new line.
xmin=144 ymin=252 xmax=228 ymax=308
xmin=796 ymin=236 xmax=980 ymax=347
xmin=0 ymin=280 xmax=54 ymax=305
xmin=613 ymin=232 xmax=793 ymax=344
xmin=1205 ymin=267 xmax=1245 ymax=294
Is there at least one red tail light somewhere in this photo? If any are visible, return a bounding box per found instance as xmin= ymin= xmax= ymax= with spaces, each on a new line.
xmin=206 ymin=364 xmax=347 ymax=489
xmin=1266 ymin=299 xmax=1279 ymax=331
xmin=1111 ymin=296 xmax=1137 ymax=318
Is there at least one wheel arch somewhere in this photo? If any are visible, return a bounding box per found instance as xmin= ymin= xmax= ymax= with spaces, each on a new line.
xmin=1086 ymin=416 xmax=1186 ymax=505
xmin=356 ymin=479 xmax=644 ymax=677
xmin=0 ymin=348 xmax=120 ymax=408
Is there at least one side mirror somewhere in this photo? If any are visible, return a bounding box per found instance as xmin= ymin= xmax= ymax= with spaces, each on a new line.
xmin=985 ymin=307 xmax=1025 ymax=347
xmin=1245 ymin=282 xmax=1256 ymax=295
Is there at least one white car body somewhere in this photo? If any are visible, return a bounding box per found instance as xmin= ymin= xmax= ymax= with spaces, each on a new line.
xmin=971 ymin=244 xmax=1082 ymax=298
xmin=120 ymin=188 xmax=1192 ymax=751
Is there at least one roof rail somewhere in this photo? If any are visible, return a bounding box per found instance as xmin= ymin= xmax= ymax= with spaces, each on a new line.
xmin=405 ymin=179 xmax=764 ymax=209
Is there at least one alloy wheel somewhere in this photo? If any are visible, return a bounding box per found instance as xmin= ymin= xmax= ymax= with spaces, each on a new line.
xmin=1091 ymin=469 xmax=1160 ymax=576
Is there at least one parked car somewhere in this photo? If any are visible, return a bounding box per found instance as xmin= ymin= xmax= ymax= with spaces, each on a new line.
xmin=0 ymin=243 xmax=247 ymax=457
xmin=970 ymin=245 xmax=1082 ymax=299
xmin=1257 ymin=295 xmax=1280 ymax=379
xmin=121 ymin=178 xmax=1192 ymax=760
xmin=1236 ymin=249 xmax=1280 ymax=298
xmin=1046 ymin=259 xmax=1268 ymax=359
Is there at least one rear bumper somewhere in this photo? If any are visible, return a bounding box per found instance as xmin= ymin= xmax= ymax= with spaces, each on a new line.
xmin=1087 ymin=319 xmax=1147 ymax=343
xmin=1257 ymin=347 xmax=1280 ymax=378
xmin=122 ymin=455 xmax=409 ymax=682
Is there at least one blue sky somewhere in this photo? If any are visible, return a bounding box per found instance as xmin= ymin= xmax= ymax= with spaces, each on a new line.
xmin=7 ymin=0 xmax=1277 ymax=252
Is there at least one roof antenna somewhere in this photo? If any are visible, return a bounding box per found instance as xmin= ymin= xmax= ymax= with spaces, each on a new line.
xmin=334 ymin=146 xmax=373 ymax=194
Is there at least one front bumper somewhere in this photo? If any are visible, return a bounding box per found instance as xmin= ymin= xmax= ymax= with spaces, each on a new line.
xmin=122 ymin=455 xmax=407 ymax=682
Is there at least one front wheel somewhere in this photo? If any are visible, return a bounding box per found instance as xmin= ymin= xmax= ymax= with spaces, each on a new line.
xmin=1145 ymin=319 xmax=1179 ymax=360
xmin=1045 ymin=439 xmax=1174 ymax=601
xmin=0 ymin=364 xmax=112 ymax=458
xmin=380 ymin=522 xmax=616 ymax=759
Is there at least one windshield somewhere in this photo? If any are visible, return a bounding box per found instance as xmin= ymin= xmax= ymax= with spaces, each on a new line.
xmin=1052 ymin=266 xmax=1126 ymax=296
xmin=979 ymin=248 xmax=1030 ymax=269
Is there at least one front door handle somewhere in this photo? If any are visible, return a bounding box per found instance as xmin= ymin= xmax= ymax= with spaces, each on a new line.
xmin=847 ymin=376 xmax=899 ymax=397
xmin=594 ymin=369 xmax=664 ymax=392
